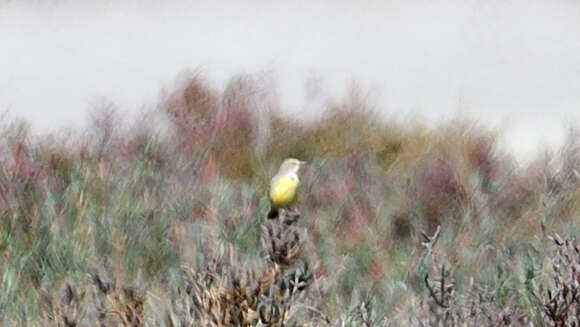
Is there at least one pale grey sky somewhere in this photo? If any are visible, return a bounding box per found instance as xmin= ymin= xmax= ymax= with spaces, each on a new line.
xmin=1 ymin=0 xmax=580 ymax=160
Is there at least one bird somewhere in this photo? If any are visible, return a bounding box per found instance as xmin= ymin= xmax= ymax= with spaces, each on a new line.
xmin=268 ymin=158 xmax=307 ymax=219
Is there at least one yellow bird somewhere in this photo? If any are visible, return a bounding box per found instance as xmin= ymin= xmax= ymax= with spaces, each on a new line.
xmin=268 ymin=158 xmax=307 ymax=219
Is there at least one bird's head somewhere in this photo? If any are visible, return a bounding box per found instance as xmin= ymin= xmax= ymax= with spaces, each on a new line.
xmin=279 ymin=158 xmax=307 ymax=174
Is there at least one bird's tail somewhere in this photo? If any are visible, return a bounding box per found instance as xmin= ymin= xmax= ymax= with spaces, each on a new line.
xmin=267 ymin=207 xmax=278 ymax=219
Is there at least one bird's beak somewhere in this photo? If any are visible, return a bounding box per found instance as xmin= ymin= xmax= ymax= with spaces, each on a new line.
xmin=300 ymin=160 xmax=308 ymax=166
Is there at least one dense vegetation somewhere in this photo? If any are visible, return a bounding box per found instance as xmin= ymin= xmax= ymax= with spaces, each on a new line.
xmin=2 ymin=73 xmax=580 ymax=326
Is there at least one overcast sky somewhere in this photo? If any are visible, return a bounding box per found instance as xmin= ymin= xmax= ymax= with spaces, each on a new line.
xmin=1 ymin=0 xmax=580 ymax=160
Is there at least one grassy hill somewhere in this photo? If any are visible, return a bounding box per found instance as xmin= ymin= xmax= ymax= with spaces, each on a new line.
xmin=2 ymin=73 xmax=580 ymax=326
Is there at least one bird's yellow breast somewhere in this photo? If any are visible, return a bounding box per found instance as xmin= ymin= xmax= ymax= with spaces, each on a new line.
xmin=269 ymin=174 xmax=299 ymax=209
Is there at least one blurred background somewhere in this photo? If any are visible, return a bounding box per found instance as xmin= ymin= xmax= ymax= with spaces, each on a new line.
xmin=3 ymin=1 xmax=580 ymax=325
xmin=2 ymin=0 xmax=580 ymax=161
